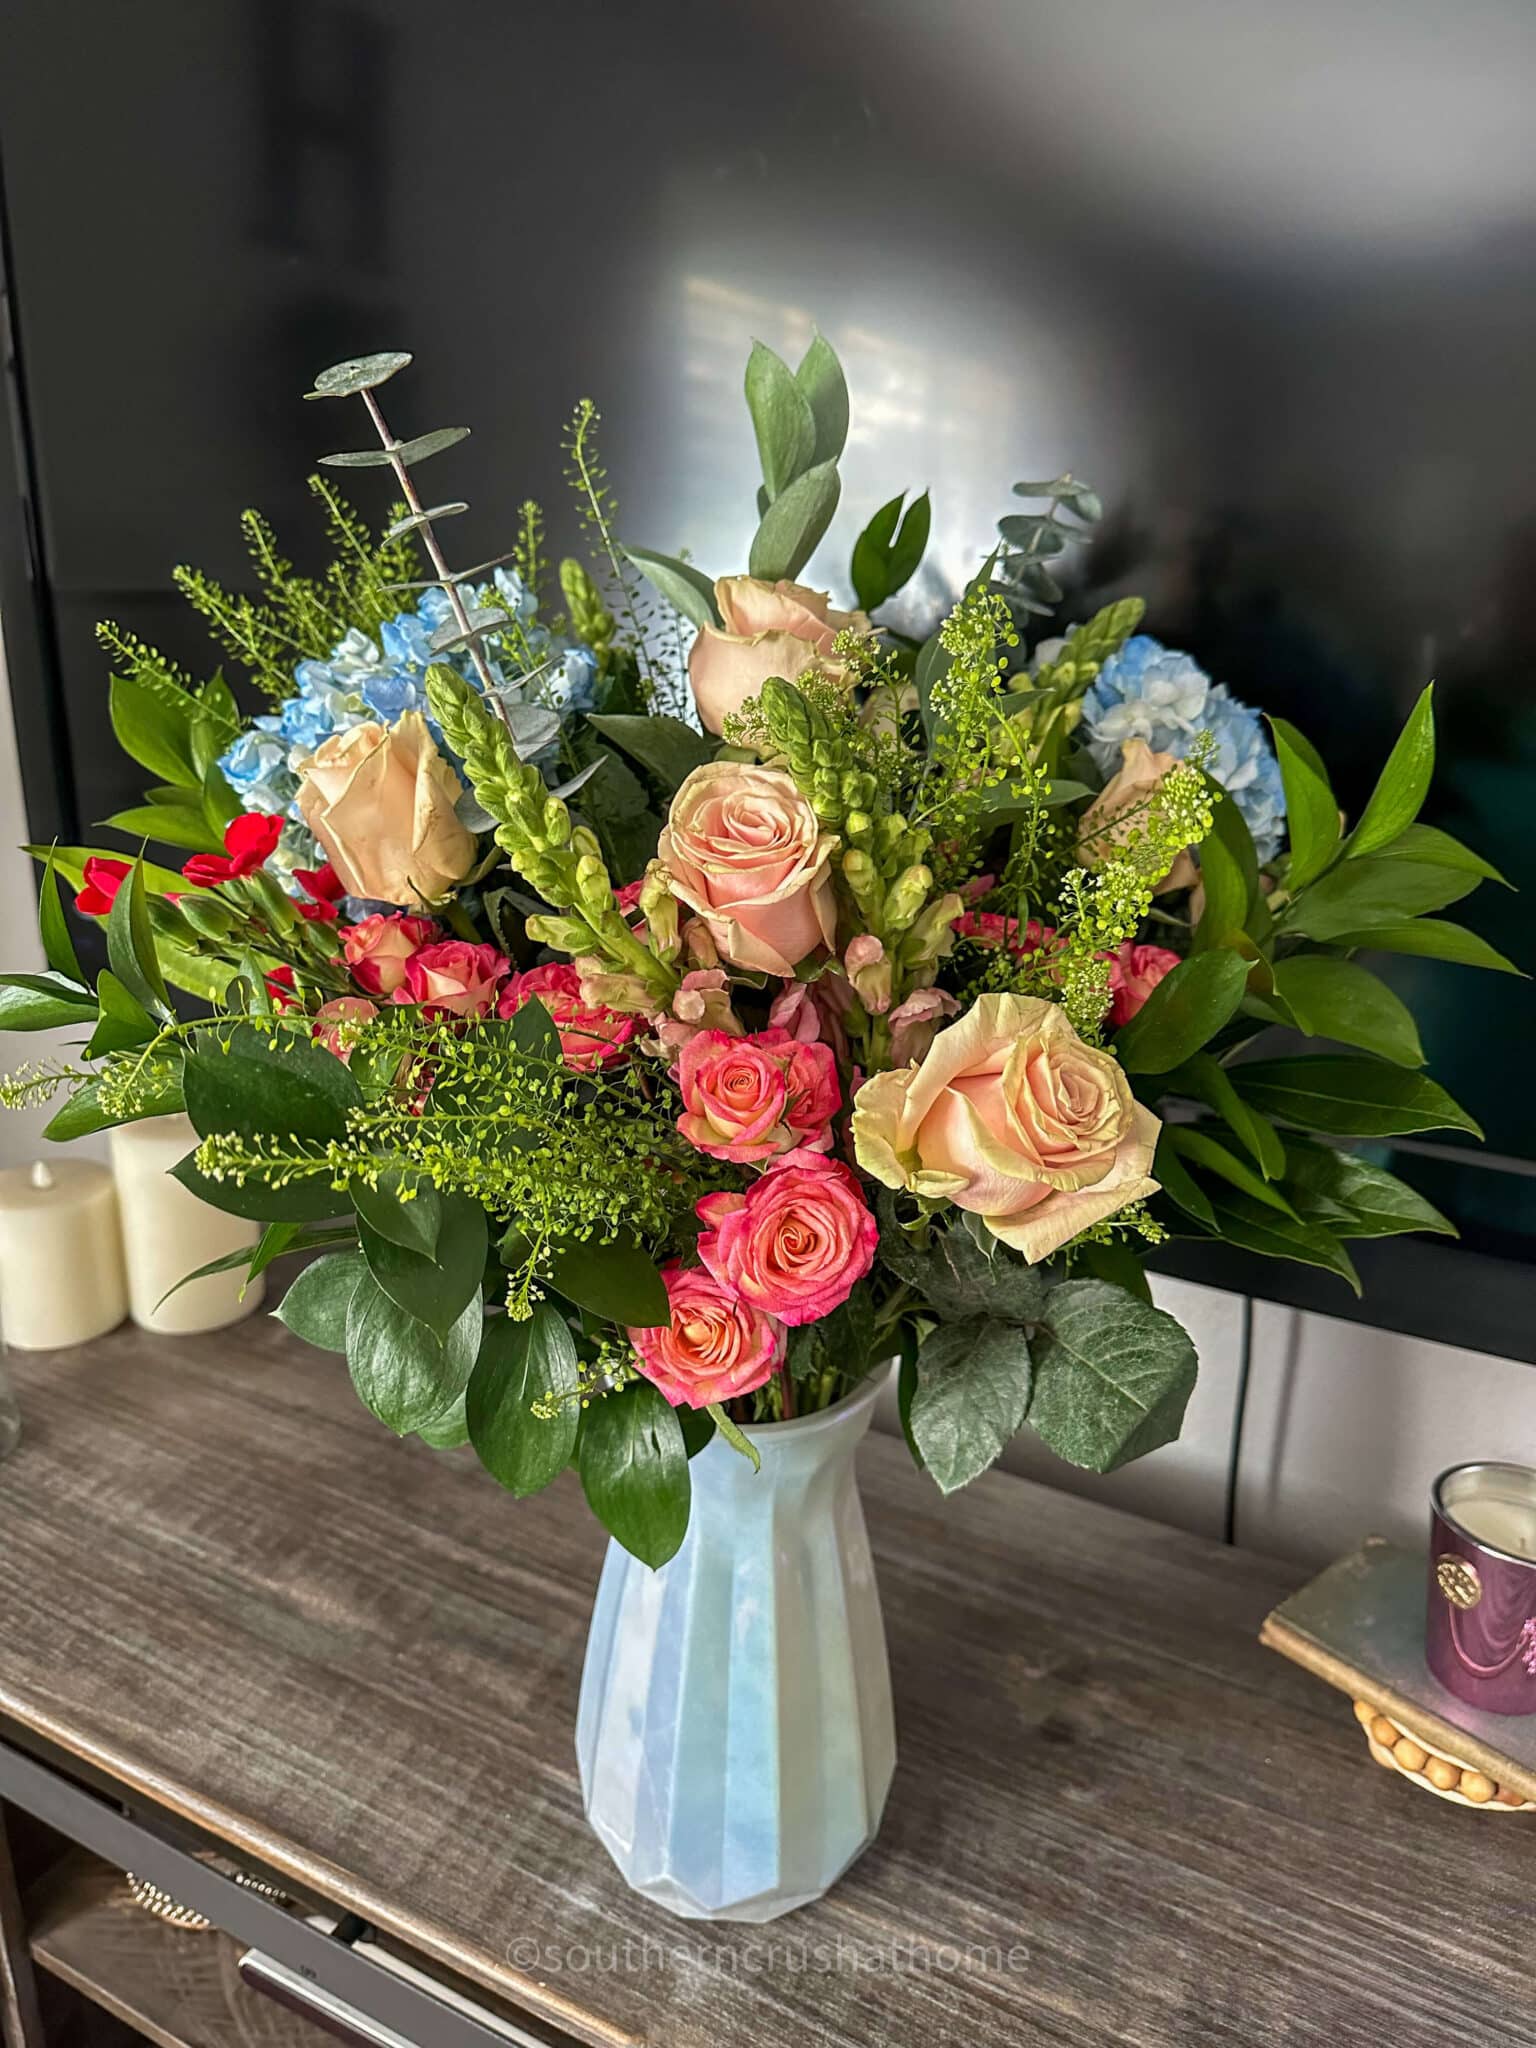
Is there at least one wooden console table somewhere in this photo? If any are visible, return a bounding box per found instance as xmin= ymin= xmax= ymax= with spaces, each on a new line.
xmin=0 ymin=1319 xmax=1532 ymax=2048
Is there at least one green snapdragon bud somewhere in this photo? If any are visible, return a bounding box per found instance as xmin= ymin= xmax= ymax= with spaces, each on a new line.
xmin=882 ymin=863 xmax=933 ymax=935
xmin=525 ymin=913 xmax=594 ymax=954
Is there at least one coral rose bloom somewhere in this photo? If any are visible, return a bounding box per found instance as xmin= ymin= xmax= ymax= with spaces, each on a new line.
xmin=394 ymin=939 xmax=509 ymax=1018
xmin=687 ymin=574 xmax=870 ymax=735
xmin=676 ymin=1028 xmax=839 ymax=1162
xmin=342 ymin=913 xmax=438 ymax=997
xmin=1107 ymin=942 xmax=1180 ymax=1028
xmin=500 ymin=961 xmax=638 ymax=1071
xmin=658 ymin=762 xmax=837 ymax=975
xmin=852 ymin=992 xmax=1160 ymax=1263
xmin=696 ymin=1151 xmax=877 ymax=1327
xmin=628 ymin=1263 xmax=785 ymax=1410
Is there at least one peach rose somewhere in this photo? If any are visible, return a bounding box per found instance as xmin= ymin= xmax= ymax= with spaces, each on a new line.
xmin=676 ymin=1028 xmax=840 ymax=1163
xmin=696 ymin=1151 xmax=876 ymax=1326
xmin=628 ymin=1263 xmax=785 ymax=1410
xmin=1075 ymin=739 xmax=1197 ymax=894
xmin=342 ymin=912 xmax=438 ymax=996
xmin=852 ymin=992 xmax=1160 ymax=1263
xmin=1107 ymin=942 xmax=1181 ymax=1028
xmin=296 ymin=710 xmax=475 ymax=908
xmin=688 ymin=576 xmax=870 ymax=735
xmin=658 ymin=762 xmax=837 ymax=975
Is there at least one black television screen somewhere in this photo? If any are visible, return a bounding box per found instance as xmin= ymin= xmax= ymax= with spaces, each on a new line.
xmin=1 ymin=0 xmax=1531 ymax=1337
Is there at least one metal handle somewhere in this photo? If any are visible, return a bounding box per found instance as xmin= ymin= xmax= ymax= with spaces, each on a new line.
xmin=240 ymin=1944 xmax=420 ymax=2048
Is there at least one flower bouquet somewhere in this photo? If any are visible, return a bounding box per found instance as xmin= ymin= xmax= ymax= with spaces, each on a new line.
xmin=2 ymin=339 xmax=1511 ymax=1917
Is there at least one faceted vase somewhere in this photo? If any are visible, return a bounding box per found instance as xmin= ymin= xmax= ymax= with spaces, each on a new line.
xmin=575 ymin=1367 xmax=895 ymax=1921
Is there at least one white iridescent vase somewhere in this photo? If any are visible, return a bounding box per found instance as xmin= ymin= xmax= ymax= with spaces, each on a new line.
xmin=576 ymin=1366 xmax=895 ymax=1921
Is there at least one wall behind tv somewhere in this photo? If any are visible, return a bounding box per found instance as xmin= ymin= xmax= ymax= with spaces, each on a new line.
xmin=1 ymin=0 xmax=1532 ymax=1276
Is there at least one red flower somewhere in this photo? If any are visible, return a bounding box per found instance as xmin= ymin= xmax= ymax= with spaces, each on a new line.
xmin=264 ymin=964 xmax=299 ymax=1011
xmin=294 ymin=863 xmax=344 ymax=923
xmin=182 ymin=813 xmax=285 ymax=888
xmin=75 ymin=856 xmax=131 ymax=918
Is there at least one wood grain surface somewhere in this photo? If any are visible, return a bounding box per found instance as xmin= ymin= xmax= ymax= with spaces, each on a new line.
xmin=27 ymin=1851 xmax=332 ymax=2048
xmin=0 ymin=1319 xmax=1533 ymax=2048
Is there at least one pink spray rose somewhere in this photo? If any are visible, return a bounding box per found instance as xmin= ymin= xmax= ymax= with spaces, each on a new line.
xmin=1107 ymin=942 xmax=1181 ymax=1028
xmin=311 ymin=996 xmax=377 ymax=1062
xmin=627 ymin=1263 xmax=785 ymax=1410
xmin=342 ymin=913 xmax=438 ymax=997
xmin=951 ymin=910 xmax=1060 ymax=957
xmin=687 ymin=575 xmax=871 ymax=736
xmin=394 ymin=940 xmax=509 ymax=1018
xmin=852 ymin=992 xmax=1160 ymax=1263
xmin=676 ymin=1028 xmax=840 ymax=1163
xmin=658 ymin=762 xmax=837 ymax=975
xmin=499 ymin=961 xmax=639 ymax=1071
xmin=696 ymin=1151 xmax=877 ymax=1327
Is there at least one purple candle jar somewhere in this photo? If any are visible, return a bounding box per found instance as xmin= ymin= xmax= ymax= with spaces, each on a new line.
xmin=1426 ymin=1462 xmax=1536 ymax=1715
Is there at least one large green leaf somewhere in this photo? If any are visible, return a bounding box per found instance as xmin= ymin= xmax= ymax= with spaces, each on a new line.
xmin=157 ymin=1222 xmax=355 ymax=1308
xmin=1329 ymin=919 xmax=1523 ymax=975
xmin=794 ymin=332 xmax=850 ymax=468
xmin=1374 ymin=824 xmax=1506 ymax=885
xmin=1160 ymin=1052 xmax=1285 ymax=1178
xmin=359 ymin=1194 xmax=485 ymax=1342
xmin=183 ymin=1024 xmax=360 ymax=1145
xmin=851 ymin=489 xmax=930 ymax=613
xmin=109 ymin=673 xmax=198 ymax=785
xmin=27 ymin=846 xmax=190 ymax=898
xmin=1194 ymin=783 xmax=1261 ymax=948
xmin=749 ymin=460 xmax=841 ymax=582
xmin=1201 ymin=1187 xmax=1361 ymax=1291
xmin=620 ymin=547 xmax=720 ymax=631
xmin=351 ymin=1174 xmax=442 ymax=1258
xmin=578 ymin=1380 xmax=691 ymax=1567
xmin=467 ymin=1305 xmax=581 ymax=1497
xmin=1028 ymin=1280 xmax=1197 ymax=1473
xmin=1267 ymin=955 xmax=1424 ymax=1067
xmin=1268 ymin=717 xmax=1339 ymax=891
xmin=1231 ymin=1056 xmax=1480 ymax=1137
xmin=1153 ymin=1130 xmax=1217 ymax=1227
xmin=345 ymin=1271 xmax=484 ymax=1436
xmin=546 ymin=1234 xmax=669 ymax=1328
xmin=85 ymin=971 xmax=156 ymax=1055
xmin=44 ymin=1066 xmax=183 ymax=1141
xmin=274 ymin=1250 xmax=368 ymax=1351
xmin=745 ymin=340 xmax=816 ymax=501
xmin=101 ymin=804 xmax=224 ymax=853
xmin=585 ymin=713 xmax=715 ymax=795
xmin=1165 ymin=1126 xmax=1296 ymax=1215
xmin=909 ymin=1317 xmax=1033 ymax=1495
xmin=38 ymin=848 xmax=84 ymax=984
xmin=173 ymin=1150 xmax=343 ymax=1225
xmin=1282 ymin=1141 xmax=1455 ymax=1240
xmin=106 ymin=859 xmax=173 ymax=1023
xmin=0 ymin=972 xmax=98 ymax=1031
xmin=1114 ymin=951 xmax=1249 ymax=1075
xmin=1348 ymin=683 xmax=1435 ymax=857
xmin=1285 ymin=855 xmax=1476 ymax=941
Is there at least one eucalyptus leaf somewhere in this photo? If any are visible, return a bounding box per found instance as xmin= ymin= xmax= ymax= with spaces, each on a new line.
xmin=321 ymin=426 xmax=469 ymax=470
xmin=304 ymin=351 xmax=413 ymax=399
xmin=504 ymin=703 xmax=563 ymax=757
xmin=578 ymin=1381 xmax=691 ymax=1566
xmin=1029 ymin=1280 xmax=1197 ymax=1473
xmin=384 ymin=503 xmax=468 ymax=540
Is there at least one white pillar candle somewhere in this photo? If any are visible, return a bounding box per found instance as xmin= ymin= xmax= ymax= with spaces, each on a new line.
xmin=0 ymin=1158 xmax=128 ymax=1349
xmin=109 ymin=1114 xmax=265 ymax=1335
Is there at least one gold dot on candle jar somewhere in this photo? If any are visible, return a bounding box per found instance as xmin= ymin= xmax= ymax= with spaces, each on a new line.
xmin=1425 ymin=1757 xmax=1460 ymax=1792
xmin=1393 ymin=1738 xmax=1428 ymax=1773
xmin=1370 ymin=1715 xmax=1399 ymax=1749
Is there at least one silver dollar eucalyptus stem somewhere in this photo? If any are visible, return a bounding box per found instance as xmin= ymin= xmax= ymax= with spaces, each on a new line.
xmin=358 ymin=387 xmax=517 ymax=745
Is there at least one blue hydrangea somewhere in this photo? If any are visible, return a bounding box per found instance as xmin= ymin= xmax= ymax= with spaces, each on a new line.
xmin=1081 ymin=635 xmax=1287 ymax=861
xmin=216 ymin=576 xmax=600 ymax=889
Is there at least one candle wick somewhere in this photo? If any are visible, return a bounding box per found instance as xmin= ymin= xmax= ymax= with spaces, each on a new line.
xmin=28 ymin=1161 xmax=55 ymax=1192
